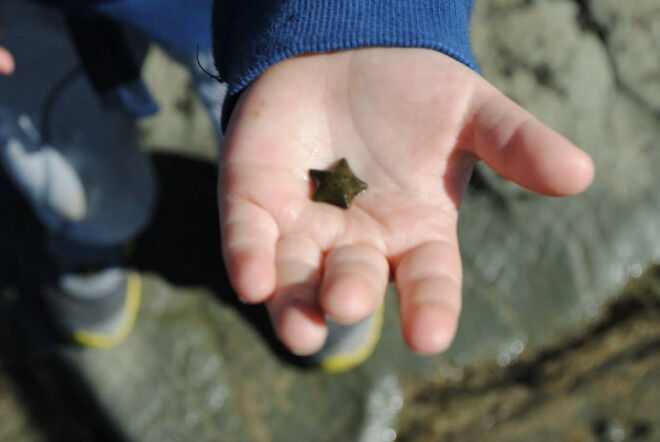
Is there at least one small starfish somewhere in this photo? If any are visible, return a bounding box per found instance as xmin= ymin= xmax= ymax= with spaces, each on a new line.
xmin=309 ymin=158 xmax=368 ymax=209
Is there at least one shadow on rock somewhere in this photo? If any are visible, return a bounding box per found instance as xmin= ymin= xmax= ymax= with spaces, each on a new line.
xmin=0 ymin=153 xmax=312 ymax=442
xmin=0 ymin=168 xmax=129 ymax=442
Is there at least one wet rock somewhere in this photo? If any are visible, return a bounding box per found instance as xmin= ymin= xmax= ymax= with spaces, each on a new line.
xmin=588 ymin=0 xmax=660 ymax=113
xmin=0 ymin=370 xmax=42 ymax=442
xmin=398 ymin=267 xmax=660 ymax=441
xmin=65 ymin=276 xmax=395 ymax=442
xmin=454 ymin=0 xmax=660 ymax=364
xmin=139 ymin=47 xmax=219 ymax=162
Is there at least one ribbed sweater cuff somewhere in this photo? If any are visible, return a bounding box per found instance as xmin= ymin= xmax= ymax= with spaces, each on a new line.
xmin=213 ymin=0 xmax=479 ymax=125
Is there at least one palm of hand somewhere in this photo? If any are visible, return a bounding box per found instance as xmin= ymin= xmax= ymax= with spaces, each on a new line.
xmin=220 ymin=48 xmax=594 ymax=355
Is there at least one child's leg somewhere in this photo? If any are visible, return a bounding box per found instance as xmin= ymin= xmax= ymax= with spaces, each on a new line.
xmin=167 ymin=48 xmax=227 ymax=143
xmin=0 ymin=1 xmax=156 ymax=347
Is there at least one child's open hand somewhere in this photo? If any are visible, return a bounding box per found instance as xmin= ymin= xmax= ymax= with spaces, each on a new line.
xmin=219 ymin=48 xmax=594 ymax=355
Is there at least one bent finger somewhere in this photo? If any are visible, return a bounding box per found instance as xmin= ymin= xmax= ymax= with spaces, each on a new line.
xmin=221 ymin=196 xmax=278 ymax=303
xmin=268 ymin=235 xmax=327 ymax=355
xmin=319 ymin=244 xmax=389 ymax=324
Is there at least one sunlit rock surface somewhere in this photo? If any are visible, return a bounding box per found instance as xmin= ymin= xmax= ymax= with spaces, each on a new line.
xmin=398 ymin=267 xmax=659 ymax=441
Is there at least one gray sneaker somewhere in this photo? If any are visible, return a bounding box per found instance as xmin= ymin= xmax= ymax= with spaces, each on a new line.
xmin=42 ymin=238 xmax=142 ymax=348
xmin=45 ymin=267 xmax=141 ymax=348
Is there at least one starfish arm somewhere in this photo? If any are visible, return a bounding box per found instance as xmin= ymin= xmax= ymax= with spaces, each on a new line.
xmin=342 ymin=194 xmax=351 ymax=209
xmin=335 ymin=158 xmax=349 ymax=173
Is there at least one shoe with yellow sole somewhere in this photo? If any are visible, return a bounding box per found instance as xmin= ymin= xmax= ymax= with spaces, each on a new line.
xmin=312 ymin=304 xmax=385 ymax=373
xmin=44 ymin=267 xmax=141 ymax=349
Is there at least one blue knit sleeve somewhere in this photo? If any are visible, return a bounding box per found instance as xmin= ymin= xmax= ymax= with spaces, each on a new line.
xmin=213 ymin=1 xmax=478 ymax=98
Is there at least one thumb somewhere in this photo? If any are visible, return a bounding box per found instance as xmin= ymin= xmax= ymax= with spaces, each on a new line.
xmin=466 ymin=88 xmax=594 ymax=196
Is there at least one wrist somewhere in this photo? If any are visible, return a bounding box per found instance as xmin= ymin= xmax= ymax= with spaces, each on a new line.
xmin=214 ymin=0 xmax=479 ymax=130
